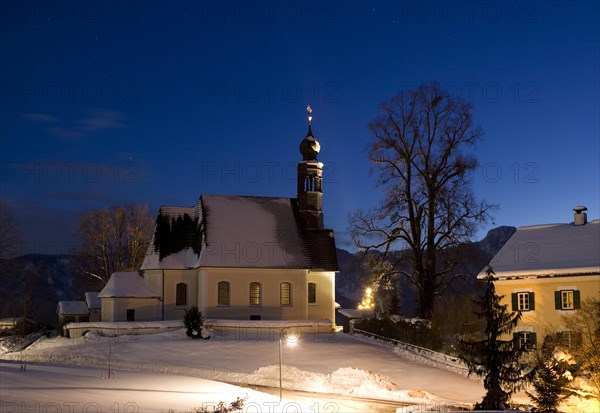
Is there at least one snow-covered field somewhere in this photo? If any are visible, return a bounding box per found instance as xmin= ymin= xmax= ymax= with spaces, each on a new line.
xmin=1 ymin=328 xmax=481 ymax=412
xmin=1 ymin=328 xmax=597 ymax=412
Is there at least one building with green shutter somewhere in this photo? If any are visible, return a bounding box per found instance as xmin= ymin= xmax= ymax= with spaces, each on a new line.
xmin=478 ymin=207 xmax=599 ymax=350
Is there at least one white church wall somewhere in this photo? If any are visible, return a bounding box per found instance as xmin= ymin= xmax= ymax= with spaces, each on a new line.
xmin=143 ymin=270 xmax=163 ymax=301
xmin=307 ymin=271 xmax=335 ymax=322
xmin=162 ymin=269 xmax=199 ymax=320
xmin=100 ymin=297 xmax=161 ymax=322
xmin=200 ymin=267 xmax=308 ymax=320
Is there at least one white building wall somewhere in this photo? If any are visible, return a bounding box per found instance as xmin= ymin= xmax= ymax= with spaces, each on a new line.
xmin=162 ymin=269 xmax=198 ymax=320
xmin=201 ymin=268 xmax=308 ymax=320
xmin=100 ymin=297 xmax=161 ymax=322
xmin=307 ymin=271 xmax=335 ymax=321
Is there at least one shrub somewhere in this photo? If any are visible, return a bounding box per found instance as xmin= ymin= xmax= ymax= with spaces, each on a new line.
xmin=183 ymin=306 xmax=209 ymax=340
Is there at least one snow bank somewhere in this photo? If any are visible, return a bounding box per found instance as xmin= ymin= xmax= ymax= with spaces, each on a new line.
xmin=64 ymin=319 xmax=184 ymax=330
xmin=63 ymin=319 xmax=184 ymax=338
xmin=252 ymin=365 xmax=437 ymax=404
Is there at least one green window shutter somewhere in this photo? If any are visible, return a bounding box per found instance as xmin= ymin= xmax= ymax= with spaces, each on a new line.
xmin=513 ymin=333 xmax=520 ymax=350
xmin=529 ymin=292 xmax=535 ymax=311
xmin=512 ymin=293 xmax=518 ymax=311
xmin=573 ymin=290 xmax=581 ymax=309
xmin=555 ymin=291 xmax=561 ymax=309
xmin=531 ymin=332 xmax=537 ymax=348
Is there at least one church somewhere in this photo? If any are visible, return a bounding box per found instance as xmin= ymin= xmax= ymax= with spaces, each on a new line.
xmin=98 ymin=108 xmax=339 ymax=328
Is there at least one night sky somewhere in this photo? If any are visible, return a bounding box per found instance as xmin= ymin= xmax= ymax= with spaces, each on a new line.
xmin=1 ymin=0 xmax=598 ymax=254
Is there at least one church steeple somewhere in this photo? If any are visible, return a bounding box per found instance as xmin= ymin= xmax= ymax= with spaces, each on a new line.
xmin=297 ymin=105 xmax=324 ymax=228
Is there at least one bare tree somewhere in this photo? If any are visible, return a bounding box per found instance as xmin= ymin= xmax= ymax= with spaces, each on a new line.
xmin=19 ymin=263 xmax=40 ymax=336
xmin=0 ymin=199 xmax=24 ymax=260
xmin=77 ymin=204 xmax=154 ymax=284
xmin=351 ymin=82 xmax=496 ymax=318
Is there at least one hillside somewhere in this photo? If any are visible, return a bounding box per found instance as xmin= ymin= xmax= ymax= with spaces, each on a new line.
xmin=0 ymin=255 xmax=103 ymax=327
xmin=335 ymin=226 xmax=517 ymax=314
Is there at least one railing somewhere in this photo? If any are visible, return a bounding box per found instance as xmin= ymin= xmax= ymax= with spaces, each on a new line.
xmin=353 ymin=328 xmax=468 ymax=373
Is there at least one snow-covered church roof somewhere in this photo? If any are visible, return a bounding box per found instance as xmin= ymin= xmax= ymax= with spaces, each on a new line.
xmin=479 ymin=219 xmax=600 ymax=279
xmin=141 ymin=194 xmax=338 ymax=271
xmin=98 ymin=272 xmax=161 ymax=298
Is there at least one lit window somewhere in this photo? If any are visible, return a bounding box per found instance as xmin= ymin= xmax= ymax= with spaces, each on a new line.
xmin=218 ymin=281 xmax=230 ymax=306
xmin=176 ymin=283 xmax=187 ymax=306
xmin=555 ymin=290 xmax=581 ymax=310
xmin=518 ymin=292 xmax=530 ymax=311
xmin=308 ymin=283 xmax=316 ymax=304
xmin=561 ymin=290 xmax=574 ymax=310
xmin=250 ymin=282 xmax=261 ymax=306
xmin=280 ymin=282 xmax=291 ymax=306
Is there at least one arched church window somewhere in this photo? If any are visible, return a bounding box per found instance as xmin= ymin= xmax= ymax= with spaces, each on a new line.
xmin=176 ymin=282 xmax=187 ymax=306
xmin=280 ymin=282 xmax=292 ymax=306
xmin=249 ymin=282 xmax=262 ymax=306
xmin=218 ymin=281 xmax=230 ymax=306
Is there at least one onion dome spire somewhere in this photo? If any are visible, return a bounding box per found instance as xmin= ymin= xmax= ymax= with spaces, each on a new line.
xmin=299 ymin=105 xmax=321 ymax=160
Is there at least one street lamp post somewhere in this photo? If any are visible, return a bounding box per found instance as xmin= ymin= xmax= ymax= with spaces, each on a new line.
xmin=278 ymin=328 xmax=298 ymax=402
xmin=279 ymin=334 xmax=283 ymax=401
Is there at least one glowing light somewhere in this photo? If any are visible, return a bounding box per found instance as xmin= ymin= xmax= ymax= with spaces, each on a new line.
xmin=358 ymin=287 xmax=375 ymax=310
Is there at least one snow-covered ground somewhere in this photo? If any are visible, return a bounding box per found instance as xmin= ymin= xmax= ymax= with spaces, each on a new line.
xmin=1 ymin=328 xmax=597 ymax=412
xmin=2 ymin=329 xmax=482 ymax=403
xmin=1 ymin=328 xmax=480 ymax=412
xmin=1 ymin=362 xmax=281 ymax=412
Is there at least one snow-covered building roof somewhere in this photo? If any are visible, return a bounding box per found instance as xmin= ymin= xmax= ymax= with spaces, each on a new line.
xmin=0 ymin=317 xmax=37 ymax=328
xmin=478 ymin=219 xmax=600 ymax=279
xmin=84 ymin=292 xmax=101 ymax=309
xmin=98 ymin=272 xmax=161 ymax=299
xmin=57 ymin=301 xmax=89 ymax=316
xmin=337 ymin=309 xmax=374 ymax=319
xmin=141 ymin=194 xmax=338 ymax=271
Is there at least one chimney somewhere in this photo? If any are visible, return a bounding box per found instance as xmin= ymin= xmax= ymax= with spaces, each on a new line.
xmin=573 ymin=206 xmax=588 ymax=226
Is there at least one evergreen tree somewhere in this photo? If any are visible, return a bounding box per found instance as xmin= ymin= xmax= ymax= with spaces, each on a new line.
xmin=527 ymin=339 xmax=574 ymax=413
xmin=459 ymin=266 xmax=532 ymax=410
xmin=184 ymin=306 xmax=210 ymax=340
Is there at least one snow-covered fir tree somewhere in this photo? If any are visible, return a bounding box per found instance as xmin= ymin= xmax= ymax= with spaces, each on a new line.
xmin=459 ymin=266 xmax=533 ymax=410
